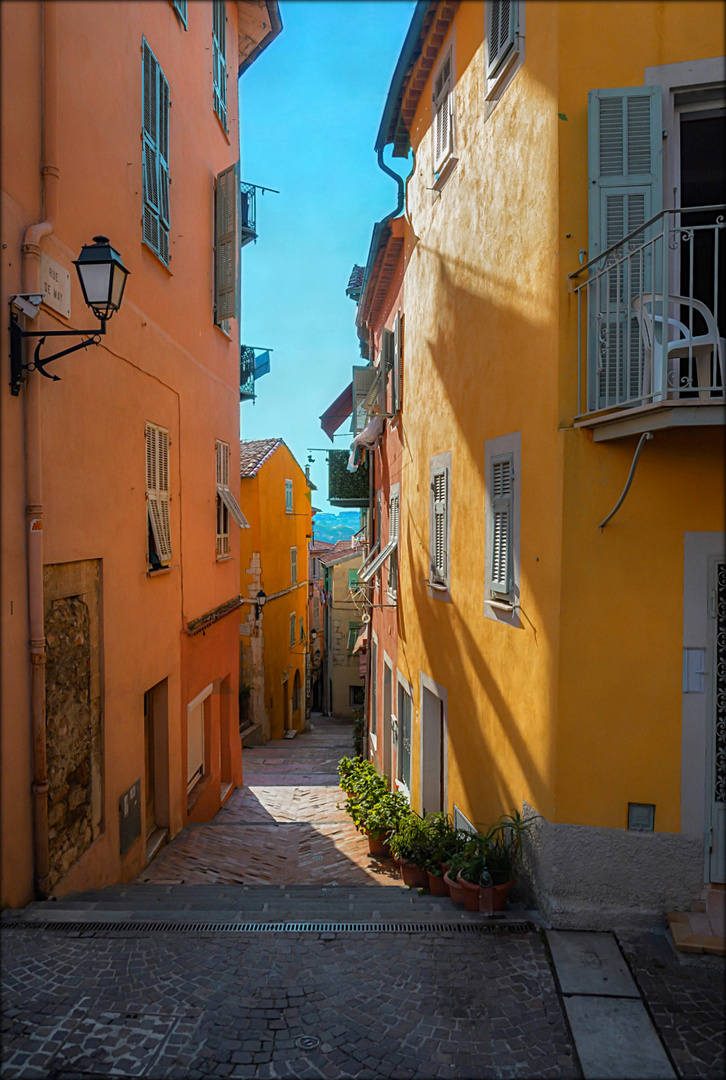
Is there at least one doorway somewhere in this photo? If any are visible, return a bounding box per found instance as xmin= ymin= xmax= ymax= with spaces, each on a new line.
xmin=709 ymin=557 xmax=725 ymax=883
xmin=421 ymin=685 xmax=445 ymax=816
xmin=144 ymin=689 xmax=156 ymax=839
xmin=382 ymin=659 xmax=393 ymax=787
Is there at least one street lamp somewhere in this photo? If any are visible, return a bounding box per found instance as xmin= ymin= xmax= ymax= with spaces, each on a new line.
xmin=9 ymin=235 xmax=130 ymax=395
xmin=255 ymin=589 xmax=267 ymax=622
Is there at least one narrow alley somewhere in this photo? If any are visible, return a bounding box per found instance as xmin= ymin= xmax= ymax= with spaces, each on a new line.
xmin=2 ymin=717 xmax=723 ymax=1079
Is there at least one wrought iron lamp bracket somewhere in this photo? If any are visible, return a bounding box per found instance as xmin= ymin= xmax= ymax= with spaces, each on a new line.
xmin=9 ymin=312 xmax=106 ymax=395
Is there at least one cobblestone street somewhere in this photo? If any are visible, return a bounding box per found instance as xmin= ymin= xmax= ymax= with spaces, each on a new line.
xmin=2 ymin=717 xmax=724 ymax=1079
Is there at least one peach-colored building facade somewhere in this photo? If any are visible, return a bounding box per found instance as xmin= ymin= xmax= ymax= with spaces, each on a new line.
xmin=0 ymin=0 xmax=280 ymax=907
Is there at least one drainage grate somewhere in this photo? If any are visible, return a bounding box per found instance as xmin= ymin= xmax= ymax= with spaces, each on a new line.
xmin=1 ymin=919 xmax=534 ymax=935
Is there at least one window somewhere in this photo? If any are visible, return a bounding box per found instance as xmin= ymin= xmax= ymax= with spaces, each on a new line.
xmin=216 ymin=439 xmax=248 ymax=558
xmin=381 ymin=329 xmax=395 ymax=415
xmin=187 ymin=683 xmax=212 ymax=794
xmin=299 ymin=617 xmax=305 ymax=643
xmin=433 ymin=49 xmax=454 ymax=174
xmin=392 ymin=313 xmax=402 ymax=416
xmin=352 ymin=366 xmax=377 ymax=434
xmin=212 ymin=0 xmax=227 ymax=131
xmin=349 ymin=685 xmax=365 ymax=708
xmin=146 ymin=422 xmax=172 ymax=570
xmin=347 ymin=623 xmax=361 ymax=653
xmin=388 ymin=489 xmax=400 ymax=600
xmin=170 ymin=0 xmax=187 ymax=28
xmin=484 ymin=432 xmax=521 ymax=625
xmin=285 ymin=479 xmax=293 ymax=513
xmin=289 ymin=613 xmax=296 ymax=647
xmin=291 ymin=546 xmax=298 ymax=586
xmin=397 ymin=679 xmax=413 ymax=796
xmin=429 ymin=453 xmax=451 ymax=592
xmin=142 ymin=39 xmax=170 ymax=266
xmin=348 ymin=569 xmax=359 ymax=590
xmin=485 ymin=1 xmax=524 ymax=104
xmin=370 ymin=635 xmax=378 ymax=742
xmin=214 ymin=162 xmax=240 ymax=325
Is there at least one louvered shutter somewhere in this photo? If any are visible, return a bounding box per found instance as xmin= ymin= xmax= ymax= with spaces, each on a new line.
xmin=285 ymin=479 xmax=293 ymax=513
xmin=381 ymin=329 xmax=394 ymax=412
xmin=487 ymin=1 xmax=518 ymax=78
xmin=433 ymin=53 xmax=453 ymax=172
xmin=489 ymin=456 xmax=513 ymax=597
xmin=212 ymin=0 xmax=228 ymax=130
xmin=588 ymin=86 xmax=662 ymax=409
xmin=291 ymin=547 xmax=298 ymax=586
xmin=142 ymin=40 xmax=170 ymax=265
xmin=290 ymin=613 xmax=296 ymax=647
xmin=215 ymin=439 xmax=247 ymax=542
xmin=388 ymin=494 xmax=399 ymax=596
xmin=172 ymin=0 xmax=187 ymax=28
xmin=187 ymin=699 xmax=205 ymax=790
xmin=392 ymin=313 xmax=402 ymax=414
xmin=146 ymin=423 xmax=173 ymax=564
xmin=352 ymin=366 xmax=377 ymax=434
xmin=431 ymin=468 xmax=448 ymax=585
xmin=215 ymin=162 xmax=239 ymax=323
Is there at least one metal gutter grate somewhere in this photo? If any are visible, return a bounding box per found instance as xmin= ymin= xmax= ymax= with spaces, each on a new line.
xmin=2 ymin=919 xmax=535 ymax=935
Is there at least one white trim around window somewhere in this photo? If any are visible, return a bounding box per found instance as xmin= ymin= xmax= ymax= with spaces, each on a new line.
xmin=429 ymin=451 xmax=452 ymax=601
xmin=432 ymin=40 xmax=457 ymax=185
xmin=484 ymin=1 xmax=525 ymax=109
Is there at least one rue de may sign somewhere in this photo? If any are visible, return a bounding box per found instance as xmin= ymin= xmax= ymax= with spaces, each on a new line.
xmin=40 ymin=252 xmax=71 ymax=319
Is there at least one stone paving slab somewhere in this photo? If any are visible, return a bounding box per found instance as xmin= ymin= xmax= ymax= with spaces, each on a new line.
xmin=563 ymin=995 xmax=676 ymax=1079
xmin=546 ymin=930 xmax=639 ymax=997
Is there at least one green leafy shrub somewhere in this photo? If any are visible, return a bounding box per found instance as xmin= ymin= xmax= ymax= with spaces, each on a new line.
xmin=364 ymin=791 xmax=410 ymax=841
xmin=389 ymin=811 xmax=430 ymax=868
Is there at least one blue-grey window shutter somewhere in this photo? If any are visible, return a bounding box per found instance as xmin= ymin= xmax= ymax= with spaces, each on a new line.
xmin=215 ymin=162 xmax=239 ymax=323
xmin=588 ymin=86 xmax=662 ymax=408
xmin=489 ymin=455 xmax=513 ymax=598
xmin=142 ymin=39 xmax=170 ymax=266
xmin=430 ymin=467 xmax=448 ymax=585
xmin=172 ymin=0 xmax=187 ymax=28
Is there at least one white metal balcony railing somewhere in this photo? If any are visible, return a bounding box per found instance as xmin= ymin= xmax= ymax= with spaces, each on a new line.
xmin=570 ymin=206 xmax=725 ymax=420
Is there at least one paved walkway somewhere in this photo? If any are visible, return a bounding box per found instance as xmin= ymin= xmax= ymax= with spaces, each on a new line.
xmin=1 ymin=715 xmax=724 ymax=1078
xmin=136 ymin=716 xmax=400 ymax=888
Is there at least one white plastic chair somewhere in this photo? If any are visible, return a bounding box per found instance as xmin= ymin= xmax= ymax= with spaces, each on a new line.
xmin=631 ymin=293 xmax=725 ymax=399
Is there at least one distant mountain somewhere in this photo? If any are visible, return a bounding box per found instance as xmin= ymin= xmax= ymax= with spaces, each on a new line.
xmin=312 ymin=511 xmax=362 ymax=544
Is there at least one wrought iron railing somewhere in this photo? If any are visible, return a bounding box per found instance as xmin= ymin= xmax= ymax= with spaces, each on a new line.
xmin=240 ymin=346 xmax=256 ymax=401
xmin=569 ymin=206 xmax=725 ymax=416
xmin=240 ymin=183 xmax=257 ymax=246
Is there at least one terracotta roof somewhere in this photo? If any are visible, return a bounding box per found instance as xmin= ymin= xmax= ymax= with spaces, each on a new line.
xmin=240 ymin=438 xmax=282 ymax=476
xmin=318 ymin=540 xmax=366 ymax=567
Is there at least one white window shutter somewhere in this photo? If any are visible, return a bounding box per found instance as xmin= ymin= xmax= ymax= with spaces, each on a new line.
xmin=487 ymin=1 xmax=518 ymax=79
xmin=588 ymin=86 xmax=662 ymax=408
xmin=433 ymin=53 xmax=452 ymax=172
xmin=489 ymin=456 xmax=513 ymax=597
xmin=431 ymin=468 xmax=448 ymax=584
xmin=146 ymin=423 xmax=172 ymax=564
xmin=187 ymin=699 xmax=205 ymax=790
xmin=285 ymin=479 xmax=293 ymax=513
xmin=291 ymin=546 xmax=298 ymax=586
xmin=215 ymin=162 xmax=239 ymax=323
xmin=216 ymin=439 xmax=247 ymax=539
xmin=352 ymin=366 xmax=377 ymax=434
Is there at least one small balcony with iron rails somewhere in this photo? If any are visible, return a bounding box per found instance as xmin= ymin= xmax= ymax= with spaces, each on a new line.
xmin=240 ymin=183 xmax=258 ymax=247
xmin=569 ymin=205 xmax=725 ymax=441
xmin=240 ymin=345 xmax=272 ymax=403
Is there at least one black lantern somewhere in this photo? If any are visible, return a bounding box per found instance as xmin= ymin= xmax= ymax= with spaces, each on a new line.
xmin=255 ymin=590 xmax=267 ymax=621
xmin=9 ymin=235 xmax=130 ymax=395
xmin=73 ymin=235 xmax=130 ymax=323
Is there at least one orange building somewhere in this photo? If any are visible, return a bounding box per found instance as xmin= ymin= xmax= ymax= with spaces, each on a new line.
xmin=238 ymin=440 xmax=314 ymax=742
xmin=0 ymin=0 xmax=281 ymax=907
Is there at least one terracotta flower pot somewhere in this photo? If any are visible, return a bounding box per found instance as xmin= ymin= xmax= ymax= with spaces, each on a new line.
xmin=443 ymin=869 xmax=465 ymax=906
xmin=399 ymin=859 xmax=428 ymax=889
xmin=427 ymin=869 xmax=450 ymax=897
xmin=456 ymin=870 xmax=481 ymax=912
xmin=479 ymin=878 xmax=514 ymax=914
xmin=366 ymin=830 xmax=391 ymax=858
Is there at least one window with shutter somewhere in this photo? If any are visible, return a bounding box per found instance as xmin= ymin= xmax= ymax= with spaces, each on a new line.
xmin=300 ymin=618 xmax=304 ymax=643
xmin=290 ymin=613 xmax=296 ymax=647
xmin=348 ymin=569 xmax=358 ymax=590
xmin=392 ymin=312 xmax=403 ymax=415
xmin=381 ymin=329 xmax=395 ymax=414
xmin=142 ymin=40 xmax=170 ymax=266
xmin=215 ymin=439 xmax=247 ymax=558
xmin=291 ymin=547 xmax=298 ymax=587
xmin=352 ymin=366 xmax=377 ymax=434
xmin=487 ymin=1 xmax=518 ymax=79
xmin=347 ymin=623 xmax=361 ymax=653
xmin=397 ymin=680 xmax=413 ymax=794
xmin=285 ymin=479 xmax=293 ymax=513
xmin=430 ymin=465 xmax=449 ymax=587
xmin=388 ymin=491 xmax=400 ymax=600
xmin=214 ymin=162 xmax=239 ymax=324
xmin=212 ymin=0 xmax=227 ymax=131
xmin=489 ymin=455 xmax=513 ymax=599
xmin=433 ymin=50 xmax=454 ymax=173
xmin=171 ymin=0 xmax=187 ymax=28
xmin=146 ymin=422 xmax=172 ymax=569
xmin=588 ymin=86 xmax=663 ymax=409
xmin=187 ymin=685 xmax=211 ymax=792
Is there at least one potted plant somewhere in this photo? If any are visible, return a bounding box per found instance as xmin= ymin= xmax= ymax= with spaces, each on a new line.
xmin=443 ymin=848 xmax=468 ymax=906
xmin=456 ymin=835 xmax=488 ymax=912
xmin=361 ymin=790 xmax=409 ymax=856
xmin=478 ymin=809 xmax=540 ymax=914
xmin=389 ymin=811 xmax=429 ymax=888
xmin=421 ymin=813 xmax=460 ymax=896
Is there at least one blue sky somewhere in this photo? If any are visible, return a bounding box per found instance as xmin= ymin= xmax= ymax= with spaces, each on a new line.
xmin=238 ymin=0 xmax=416 ymax=512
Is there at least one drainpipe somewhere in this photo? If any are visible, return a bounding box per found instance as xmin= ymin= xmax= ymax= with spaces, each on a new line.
xmin=23 ymin=0 xmax=60 ymax=899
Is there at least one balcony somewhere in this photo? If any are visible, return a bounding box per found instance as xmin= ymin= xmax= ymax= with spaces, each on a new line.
xmin=240 ymin=346 xmax=271 ymax=402
xmin=328 ymin=449 xmax=369 ymax=508
xmin=240 ymin=183 xmax=257 ymax=247
xmin=570 ymin=206 xmax=725 ymax=440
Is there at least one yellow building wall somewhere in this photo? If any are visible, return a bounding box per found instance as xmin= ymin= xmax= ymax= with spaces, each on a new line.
xmin=394 ymin=0 xmax=724 ymax=845
xmin=239 ymin=444 xmax=312 ymax=741
xmin=327 ymin=556 xmax=366 ymax=718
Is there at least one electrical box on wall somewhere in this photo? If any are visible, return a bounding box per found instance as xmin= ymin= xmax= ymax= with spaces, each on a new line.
xmin=119 ymin=780 xmax=141 ymax=856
